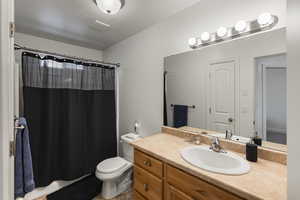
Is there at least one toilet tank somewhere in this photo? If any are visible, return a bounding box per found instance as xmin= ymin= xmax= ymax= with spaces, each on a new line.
xmin=121 ymin=133 xmax=141 ymax=162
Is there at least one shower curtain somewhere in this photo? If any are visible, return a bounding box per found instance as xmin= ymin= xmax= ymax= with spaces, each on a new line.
xmin=22 ymin=52 xmax=117 ymax=187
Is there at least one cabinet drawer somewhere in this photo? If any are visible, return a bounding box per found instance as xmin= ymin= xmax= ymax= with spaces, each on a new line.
xmin=166 ymin=184 xmax=194 ymax=200
xmin=134 ymin=190 xmax=147 ymax=200
xmin=134 ymin=165 xmax=163 ymax=200
xmin=134 ymin=149 xmax=163 ymax=178
xmin=166 ymin=165 xmax=244 ymax=200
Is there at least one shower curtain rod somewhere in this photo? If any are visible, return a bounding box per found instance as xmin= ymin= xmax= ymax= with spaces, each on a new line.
xmin=14 ymin=43 xmax=120 ymax=68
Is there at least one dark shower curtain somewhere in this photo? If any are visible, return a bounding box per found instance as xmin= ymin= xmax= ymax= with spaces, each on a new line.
xmin=22 ymin=52 xmax=117 ymax=187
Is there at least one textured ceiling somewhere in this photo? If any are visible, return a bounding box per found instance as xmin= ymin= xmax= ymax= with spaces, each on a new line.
xmin=16 ymin=0 xmax=201 ymax=50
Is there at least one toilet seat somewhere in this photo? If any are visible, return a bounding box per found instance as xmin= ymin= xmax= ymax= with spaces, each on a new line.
xmin=97 ymin=157 xmax=128 ymax=174
xmin=96 ymin=157 xmax=132 ymax=180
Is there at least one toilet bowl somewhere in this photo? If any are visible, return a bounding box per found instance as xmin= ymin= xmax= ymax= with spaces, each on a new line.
xmin=96 ymin=133 xmax=141 ymax=199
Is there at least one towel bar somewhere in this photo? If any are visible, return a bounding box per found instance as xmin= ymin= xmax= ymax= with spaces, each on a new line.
xmin=171 ymin=104 xmax=196 ymax=109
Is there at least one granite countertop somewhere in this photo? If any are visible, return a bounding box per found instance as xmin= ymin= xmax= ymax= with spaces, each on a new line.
xmin=131 ymin=133 xmax=287 ymax=200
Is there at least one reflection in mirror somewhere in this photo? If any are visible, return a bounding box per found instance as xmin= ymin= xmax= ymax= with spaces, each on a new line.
xmin=255 ymin=54 xmax=287 ymax=145
xmin=163 ymin=28 xmax=286 ymax=152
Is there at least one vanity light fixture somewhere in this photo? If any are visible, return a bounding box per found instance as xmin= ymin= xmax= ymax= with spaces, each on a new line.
xmin=95 ymin=20 xmax=111 ymax=27
xmin=95 ymin=0 xmax=125 ymax=15
xmin=234 ymin=20 xmax=247 ymax=32
xmin=257 ymin=12 xmax=274 ymax=26
xmin=217 ymin=26 xmax=228 ymax=38
xmin=188 ymin=13 xmax=278 ymax=49
xmin=200 ymin=32 xmax=211 ymax=42
xmin=188 ymin=37 xmax=198 ymax=47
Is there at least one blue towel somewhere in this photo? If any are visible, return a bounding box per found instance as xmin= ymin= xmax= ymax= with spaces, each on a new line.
xmin=173 ymin=105 xmax=188 ymax=128
xmin=15 ymin=117 xmax=35 ymax=198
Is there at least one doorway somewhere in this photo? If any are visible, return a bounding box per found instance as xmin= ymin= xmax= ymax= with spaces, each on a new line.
xmin=255 ymin=54 xmax=287 ymax=144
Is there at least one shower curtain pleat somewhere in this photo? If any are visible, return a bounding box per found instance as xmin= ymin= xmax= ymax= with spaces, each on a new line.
xmin=22 ymin=52 xmax=117 ymax=188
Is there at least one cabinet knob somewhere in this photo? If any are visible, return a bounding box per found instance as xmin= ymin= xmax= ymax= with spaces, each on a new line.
xmin=143 ymin=160 xmax=151 ymax=167
xmin=143 ymin=184 xmax=149 ymax=191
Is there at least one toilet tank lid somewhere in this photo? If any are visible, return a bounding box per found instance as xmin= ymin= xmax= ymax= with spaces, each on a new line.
xmin=97 ymin=157 xmax=129 ymax=174
xmin=121 ymin=133 xmax=141 ymax=143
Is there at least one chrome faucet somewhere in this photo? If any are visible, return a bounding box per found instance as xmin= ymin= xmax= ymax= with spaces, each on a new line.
xmin=225 ymin=130 xmax=233 ymax=140
xmin=210 ymin=137 xmax=224 ymax=153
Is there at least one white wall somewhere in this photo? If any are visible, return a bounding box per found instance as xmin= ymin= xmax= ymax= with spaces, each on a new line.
xmin=287 ymin=0 xmax=300 ymax=198
xmin=104 ymin=0 xmax=286 ymax=137
xmin=164 ymin=29 xmax=286 ymax=138
xmin=15 ymin=32 xmax=103 ymax=64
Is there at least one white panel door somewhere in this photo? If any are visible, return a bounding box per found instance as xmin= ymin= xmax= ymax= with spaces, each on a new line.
xmin=209 ymin=60 xmax=235 ymax=133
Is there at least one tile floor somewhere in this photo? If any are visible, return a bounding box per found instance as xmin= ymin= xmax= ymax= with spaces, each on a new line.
xmin=94 ymin=190 xmax=132 ymax=200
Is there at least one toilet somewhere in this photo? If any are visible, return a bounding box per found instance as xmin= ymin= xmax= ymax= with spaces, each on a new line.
xmin=95 ymin=133 xmax=141 ymax=199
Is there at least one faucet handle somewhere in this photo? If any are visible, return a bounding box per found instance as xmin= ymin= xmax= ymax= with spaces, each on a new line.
xmin=225 ymin=130 xmax=233 ymax=139
xmin=210 ymin=136 xmax=219 ymax=144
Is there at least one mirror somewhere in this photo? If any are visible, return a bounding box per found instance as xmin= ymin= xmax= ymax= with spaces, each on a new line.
xmin=164 ymin=28 xmax=286 ymax=152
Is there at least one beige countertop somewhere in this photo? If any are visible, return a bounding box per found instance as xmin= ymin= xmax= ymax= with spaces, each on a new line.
xmin=179 ymin=126 xmax=287 ymax=152
xmin=131 ymin=133 xmax=287 ymax=200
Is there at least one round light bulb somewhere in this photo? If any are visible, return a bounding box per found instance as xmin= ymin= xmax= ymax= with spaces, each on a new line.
xmin=217 ymin=26 xmax=228 ymax=38
xmin=96 ymin=0 xmax=122 ymax=15
xmin=257 ymin=13 xmax=274 ymax=26
xmin=200 ymin=32 xmax=211 ymax=42
xmin=234 ymin=20 xmax=247 ymax=32
xmin=188 ymin=37 xmax=197 ymax=46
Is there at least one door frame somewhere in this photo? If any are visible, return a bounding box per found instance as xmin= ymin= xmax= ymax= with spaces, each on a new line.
xmin=207 ymin=57 xmax=240 ymax=135
xmin=254 ymin=53 xmax=287 ymax=140
xmin=255 ymin=63 xmax=287 ymax=140
xmin=0 ymin=0 xmax=15 ymax=199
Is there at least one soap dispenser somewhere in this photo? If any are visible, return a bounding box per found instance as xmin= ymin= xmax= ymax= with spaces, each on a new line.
xmin=246 ymin=139 xmax=258 ymax=162
xmin=252 ymin=131 xmax=262 ymax=146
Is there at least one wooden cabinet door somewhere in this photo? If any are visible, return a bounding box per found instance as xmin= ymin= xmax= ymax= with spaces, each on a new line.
xmin=134 ymin=190 xmax=147 ymax=200
xmin=166 ymin=165 xmax=243 ymax=200
xmin=134 ymin=165 xmax=163 ymax=200
xmin=167 ymin=184 xmax=194 ymax=200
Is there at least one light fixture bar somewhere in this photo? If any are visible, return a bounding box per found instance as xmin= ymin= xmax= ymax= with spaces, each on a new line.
xmin=188 ymin=13 xmax=278 ymax=49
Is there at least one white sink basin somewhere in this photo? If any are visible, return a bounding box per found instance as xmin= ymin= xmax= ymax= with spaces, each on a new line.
xmin=180 ymin=146 xmax=250 ymax=175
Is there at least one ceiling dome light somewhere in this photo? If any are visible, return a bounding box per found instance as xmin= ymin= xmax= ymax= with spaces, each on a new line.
xmin=96 ymin=0 xmax=124 ymax=15
xmin=200 ymin=32 xmax=211 ymax=42
xmin=234 ymin=20 xmax=247 ymax=32
xmin=217 ymin=26 xmax=228 ymax=38
xmin=257 ymin=12 xmax=274 ymax=26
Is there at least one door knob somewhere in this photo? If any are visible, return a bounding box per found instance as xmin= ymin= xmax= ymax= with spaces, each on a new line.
xmin=228 ymin=118 xmax=234 ymax=123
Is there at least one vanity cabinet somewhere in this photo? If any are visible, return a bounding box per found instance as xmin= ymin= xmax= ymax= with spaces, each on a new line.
xmin=133 ymin=149 xmax=244 ymax=200
xmin=166 ymin=184 xmax=194 ymax=200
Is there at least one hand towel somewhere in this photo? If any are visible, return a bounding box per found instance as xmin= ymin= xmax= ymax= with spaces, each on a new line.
xmin=173 ymin=105 xmax=188 ymax=128
xmin=15 ymin=117 xmax=35 ymax=198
